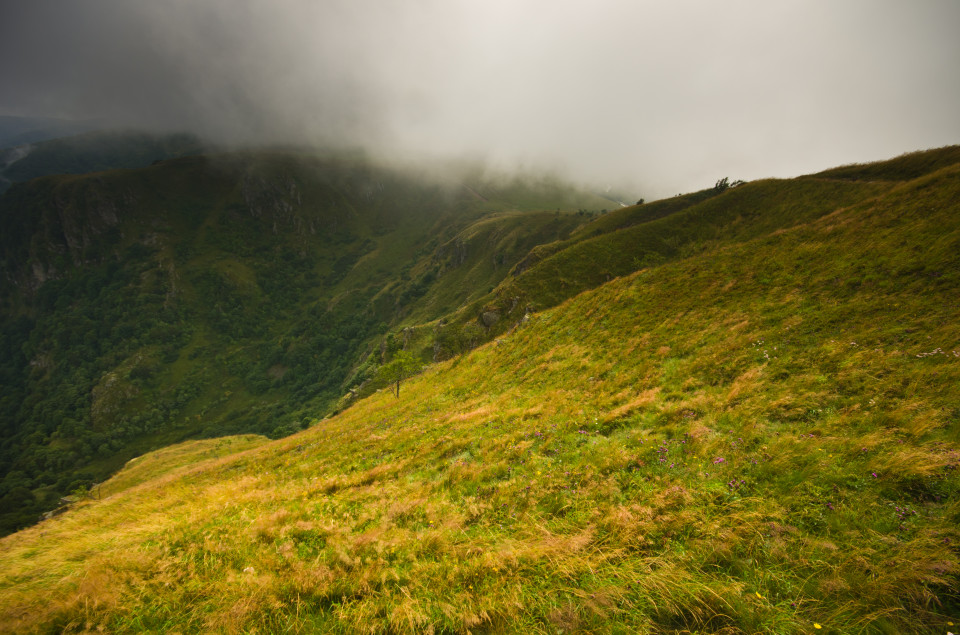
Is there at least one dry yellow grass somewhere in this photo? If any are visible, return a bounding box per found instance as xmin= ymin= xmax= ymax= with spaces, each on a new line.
xmin=2 ymin=159 xmax=960 ymax=633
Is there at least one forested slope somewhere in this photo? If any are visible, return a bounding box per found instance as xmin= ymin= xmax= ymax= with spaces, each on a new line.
xmin=0 ymin=150 xmax=609 ymax=534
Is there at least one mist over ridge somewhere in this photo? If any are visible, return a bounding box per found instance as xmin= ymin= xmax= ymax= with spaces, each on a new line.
xmin=2 ymin=3 xmax=960 ymax=629
xmin=1 ymin=0 xmax=959 ymax=198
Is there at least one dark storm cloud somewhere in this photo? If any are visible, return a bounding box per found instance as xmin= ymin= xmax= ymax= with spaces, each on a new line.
xmin=1 ymin=0 xmax=959 ymax=197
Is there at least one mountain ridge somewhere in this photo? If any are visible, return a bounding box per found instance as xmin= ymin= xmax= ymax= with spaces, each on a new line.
xmin=1 ymin=147 xmax=958 ymax=632
xmin=0 ymin=148 xmax=612 ymax=533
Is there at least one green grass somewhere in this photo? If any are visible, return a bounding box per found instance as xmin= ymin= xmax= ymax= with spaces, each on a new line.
xmin=395 ymin=210 xmax=587 ymax=324
xmin=419 ymin=170 xmax=894 ymax=361
xmin=806 ymin=145 xmax=960 ymax=182
xmin=96 ymin=435 xmax=268 ymax=498
xmin=418 ymin=147 xmax=960 ymax=364
xmin=1 ymin=152 xmax=959 ymax=633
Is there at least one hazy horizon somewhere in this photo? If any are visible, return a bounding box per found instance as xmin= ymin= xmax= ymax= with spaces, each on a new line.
xmin=2 ymin=0 xmax=959 ymax=198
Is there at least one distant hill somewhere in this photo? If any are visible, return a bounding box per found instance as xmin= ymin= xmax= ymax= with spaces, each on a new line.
xmin=1 ymin=146 xmax=958 ymax=633
xmin=0 ymin=129 xmax=206 ymax=193
xmin=0 ymin=115 xmax=101 ymax=149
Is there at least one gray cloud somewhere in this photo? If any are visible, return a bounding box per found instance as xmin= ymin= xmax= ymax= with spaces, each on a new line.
xmin=1 ymin=0 xmax=959 ymax=197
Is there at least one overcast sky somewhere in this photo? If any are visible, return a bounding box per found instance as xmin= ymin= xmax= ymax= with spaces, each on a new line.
xmin=1 ymin=0 xmax=958 ymax=197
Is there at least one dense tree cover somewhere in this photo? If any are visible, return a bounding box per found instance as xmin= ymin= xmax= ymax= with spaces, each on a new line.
xmin=0 ymin=235 xmax=383 ymax=534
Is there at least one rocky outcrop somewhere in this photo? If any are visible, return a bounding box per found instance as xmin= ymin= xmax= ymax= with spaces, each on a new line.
xmin=0 ymin=175 xmax=135 ymax=292
xmin=480 ymin=310 xmax=500 ymax=327
xmin=240 ymin=171 xmax=303 ymax=232
xmin=91 ymin=369 xmax=140 ymax=430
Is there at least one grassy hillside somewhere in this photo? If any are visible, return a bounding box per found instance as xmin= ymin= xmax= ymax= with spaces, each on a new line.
xmin=388 ymin=210 xmax=586 ymax=324
xmin=409 ymin=148 xmax=960 ymax=365
xmin=1 ymin=150 xmax=958 ymax=633
xmin=0 ymin=151 xmax=609 ymax=534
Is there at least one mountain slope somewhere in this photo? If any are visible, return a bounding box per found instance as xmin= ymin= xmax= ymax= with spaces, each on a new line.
xmin=411 ymin=148 xmax=959 ymax=363
xmin=1 ymin=152 xmax=958 ymax=633
xmin=0 ymin=151 xmax=609 ymax=534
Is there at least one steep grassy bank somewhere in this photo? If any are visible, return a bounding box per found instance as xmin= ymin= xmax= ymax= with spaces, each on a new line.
xmin=392 ymin=147 xmax=959 ymax=369
xmin=1 ymin=156 xmax=958 ymax=633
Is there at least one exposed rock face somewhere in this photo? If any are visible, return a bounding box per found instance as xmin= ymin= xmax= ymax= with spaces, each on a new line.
xmin=1 ymin=176 xmax=135 ymax=291
xmin=480 ymin=310 xmax=500 ymax=327
xmin=237 ymin=162 xmax=384 ymax=237
xmin=30 ymin=260 xmax=50 ymax=287
xmin=433 ymin=237 xmax=469 ymax=268
xmin=53 ymin=179 xmax=126 ymax=253
xmin=28 ymin=352 xmax=53 ymax=373
xmin=90 ymin=370 xmax=139 ymax=430
xmin=433 ymin=321 xmax=444 ymax=361
xmin=240 ymin=171 xmax=303 ymax=233
xmin=40 ymin=505 xmax=70 ymax=521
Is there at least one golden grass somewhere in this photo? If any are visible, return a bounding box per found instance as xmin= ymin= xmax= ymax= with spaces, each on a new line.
xmin=98 ymin=435 xmax=268 ymax=498
xmin=3 ymin=162 xmax=960 ymax=633
xmin=600 ymin=388 xmax=660 ymax=424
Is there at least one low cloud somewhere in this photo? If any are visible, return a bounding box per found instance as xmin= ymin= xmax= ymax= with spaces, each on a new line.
xmin=2 ymin=0 xmax=959 ymax=197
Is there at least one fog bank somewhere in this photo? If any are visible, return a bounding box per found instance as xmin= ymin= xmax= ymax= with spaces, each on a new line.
xmin=2 ymin=0 xmax=959 ymax=197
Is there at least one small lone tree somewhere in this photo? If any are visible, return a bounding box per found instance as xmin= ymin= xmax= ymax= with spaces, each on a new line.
xmin=381 ymin=350 xmax=422 ymax=398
